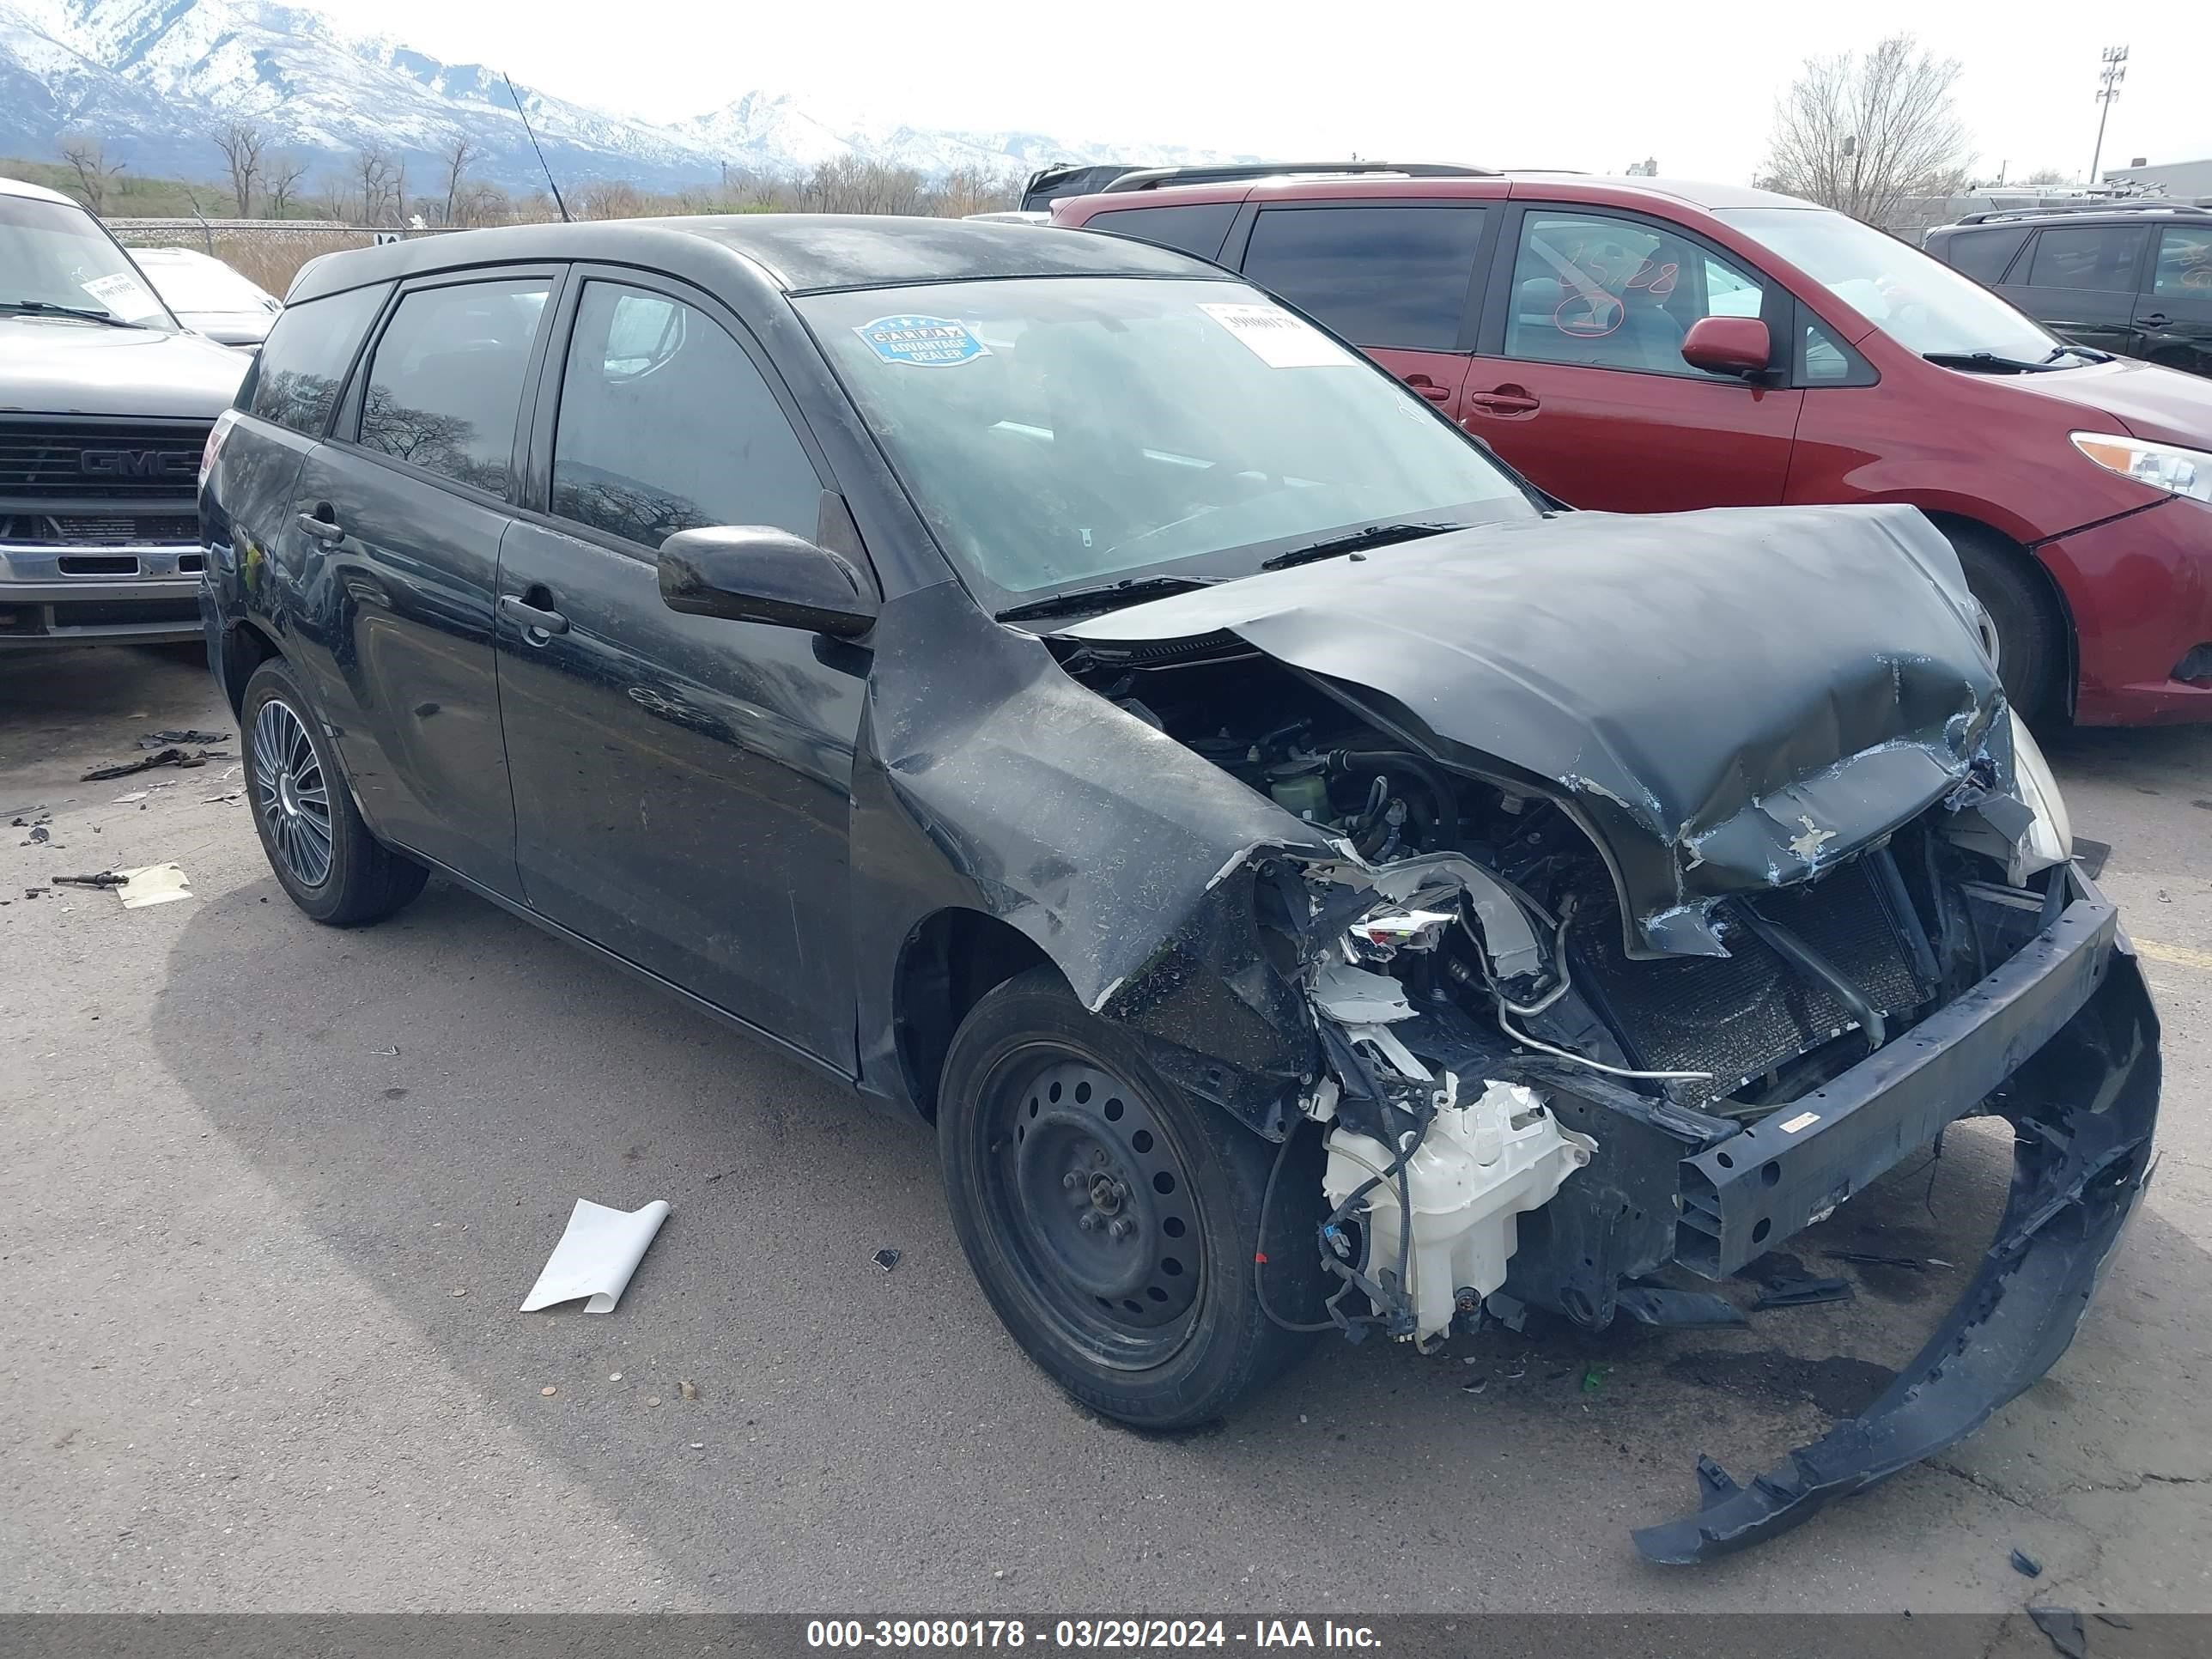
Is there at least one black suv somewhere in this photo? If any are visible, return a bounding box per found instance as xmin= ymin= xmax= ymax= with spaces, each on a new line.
xmin=1924 ymin=201 xmax=2212 ymax=377
xmin=200 ymin=215 xmax=2155 ymax=1565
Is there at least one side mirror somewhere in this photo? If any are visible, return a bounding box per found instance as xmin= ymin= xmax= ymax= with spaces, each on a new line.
xmin=658 ymin=526 xmax=878 ymax=639
xmin=1680 ymin=316 xmax=1772 ymax=378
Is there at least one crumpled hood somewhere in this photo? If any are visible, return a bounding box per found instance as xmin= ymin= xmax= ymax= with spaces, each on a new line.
xmin=1054 ymin=503 xmax=2010 ymax=957
xmin=1 ymin=315 xmax=248 ymax=417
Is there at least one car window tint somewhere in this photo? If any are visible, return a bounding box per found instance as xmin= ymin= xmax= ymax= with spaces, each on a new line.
xmin=2152 ymin=228 xmax=2212 ymax=299
xmin=1944 ymin=227 xmax=2030 ymax=284
xmin=1504 ymin=210 xmax=1764 ymax=380
xmin=1241 ymin=206 xmax=1486 ymax=350
xmin=246 ymin=282 xmax=391 ymax=435
xmin=550 ymin=282 xmax=819 ymax=549
xmin=357 ymin=278 xmax=548 ymax=493
xmin=1085 ymin=203 xmax=1238 ymax=262
xmin=2026 ymin=226 xmax=2147 ymax=290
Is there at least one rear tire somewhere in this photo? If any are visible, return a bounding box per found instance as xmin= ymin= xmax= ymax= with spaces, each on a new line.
xmin=1944 ymin=525 xmax=2064 ymax=722
xmin=241 ymin=658 xmax=427 ymax=927
xmin=937 ymin=966 xmax=1323 ymax=1428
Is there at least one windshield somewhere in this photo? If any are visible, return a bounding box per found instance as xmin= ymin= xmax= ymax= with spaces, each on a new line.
xmin=0 ymin=193 xmax=178 ymax=329
xmin=137 ymin=253 xmax=277 ymax=314
xmin=1718 ymin=206 xmax=2068 ymax=363
xmin=799 ymin=276 xmax=1536 ymax=607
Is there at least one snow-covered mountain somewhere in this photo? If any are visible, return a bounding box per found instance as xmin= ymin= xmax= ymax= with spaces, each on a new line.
xmin=0 ymin=0 xmax=1248 ymax=195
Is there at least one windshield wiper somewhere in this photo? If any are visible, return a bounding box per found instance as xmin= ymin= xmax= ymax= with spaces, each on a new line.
xmin=0 ymin=299 xmax=145 ymax=329
xmin=1258 ymin=520 xmax=1462 ymax=571
xmin=994 ymin=573 xmax=1218 ymax=623
xmin=2045 ymin=342 xmax=2111 ymax=364
xmin=1921 ymin=349 xmax=2059 ymax=374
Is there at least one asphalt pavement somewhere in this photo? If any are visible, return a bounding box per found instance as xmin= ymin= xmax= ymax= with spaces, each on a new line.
xmin=3 ymin=642 xmax=2209 ymax=1626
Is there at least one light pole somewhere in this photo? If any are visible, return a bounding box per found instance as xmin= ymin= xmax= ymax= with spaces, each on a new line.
xmin=2090 ymin=46 xmax=2128 ymax=187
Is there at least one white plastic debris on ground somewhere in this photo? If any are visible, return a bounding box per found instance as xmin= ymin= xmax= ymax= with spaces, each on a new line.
xmin=520 ymin=1199 xmax=672 ymax=1314
xmin=115 ymin=864 xmax=192 ymax=908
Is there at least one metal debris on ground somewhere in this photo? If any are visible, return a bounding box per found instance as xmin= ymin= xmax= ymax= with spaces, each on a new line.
xmin=1752 ymin=1276 xmax=1855 ymax=1310
xmin=113 ymin=864 xmax=192 ymax=908
xmin=1462 ymin=1379 xmax=1486 ymax=1395
xmin=53 ymin=872 xmax=126 ymax=890
xmin=2011 ymin=1547 xmax=2045 ymax=1577
xmin=2027 ymin=1607 xmax=2087 ymax=1659
xmin=25 ymin=825 xmax=49 ymax=843
xmin=872 ymin=1248 xmax=902 ymax=1272
xmin=139 ymin=729 xmax=230 ymax=748
xmin=112 ymin=791 xmax=149 ymax=804
xmin=2094 ymin=1615 xmax=2132 ymax=1630
xmin=519 ymin=1198 xmax=672 ymax=1314
xmin=82 ymin=748 xmax=205 ymax=781
xmin=1826 ymin=1249 xmax=1934 ymax=1272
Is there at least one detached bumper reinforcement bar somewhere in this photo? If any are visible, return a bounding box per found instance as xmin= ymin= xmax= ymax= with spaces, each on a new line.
xmin=1635 ymin=866 xmax=2160 ymax=1563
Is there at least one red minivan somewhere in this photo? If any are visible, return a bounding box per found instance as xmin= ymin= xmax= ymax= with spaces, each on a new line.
xmin=1054 ymin=171 xmax=2212 ymax=726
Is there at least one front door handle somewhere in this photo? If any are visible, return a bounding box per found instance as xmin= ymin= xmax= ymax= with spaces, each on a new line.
xmin=2141 ymin=312 xmax=2169 ymax=328
xmin=1466 ymin=391 xmax=1542 ymax=416
xmin=295 ymin=511 xmax=343 ymax=543
xmin=498 ymin=592 xmax=570 ymax=640
xmin=1403 ymin=374 xmax=1453 ymax=403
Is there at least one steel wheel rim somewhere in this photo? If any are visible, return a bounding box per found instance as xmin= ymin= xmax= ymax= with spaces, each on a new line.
xmin=252 ymin=697 xmax=333 ymax=889
xmin=980 ymin=1049 xmax=1205 ymax=1370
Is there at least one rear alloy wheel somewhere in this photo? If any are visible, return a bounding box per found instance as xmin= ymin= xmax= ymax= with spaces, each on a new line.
xmin=938 ymin=967 xmax=1322 ymax=1428
xmin=240 ymin=658 xmax=428 ymax=927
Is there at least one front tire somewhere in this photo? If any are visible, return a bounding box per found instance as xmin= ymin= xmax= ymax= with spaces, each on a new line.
xmin=1946 ymin=525 xmax=2064 ymax=722
xmin=241 ymin=658 xmax=427 ymax=927
xmin=937 ymin=967 xmax=1322 ymax=1428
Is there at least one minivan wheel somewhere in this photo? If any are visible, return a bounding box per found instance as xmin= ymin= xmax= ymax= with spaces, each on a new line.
xmin=1945 ymin=526 xmax=2064 ymax=722
xmin=240 ymin=658 xmax=428 ymax=927
xmin=937 ymin=967 xmax=1322 ymax=1428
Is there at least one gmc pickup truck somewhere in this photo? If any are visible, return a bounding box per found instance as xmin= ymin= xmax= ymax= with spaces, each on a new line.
xmin=3 ymin=174 xmax=246 ymax=647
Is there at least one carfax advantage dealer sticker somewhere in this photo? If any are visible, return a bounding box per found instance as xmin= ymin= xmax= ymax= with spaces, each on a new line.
xmin=854 ymin=315 xmax=991 ymax=366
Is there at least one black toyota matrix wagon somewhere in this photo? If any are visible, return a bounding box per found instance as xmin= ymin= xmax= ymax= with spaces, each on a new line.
xmin=199 ymin=216 xmax=2157 ymax=1564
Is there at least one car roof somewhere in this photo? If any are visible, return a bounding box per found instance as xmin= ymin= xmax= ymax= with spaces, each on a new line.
xmin=1932 ymin=205 xmax=2212 ymax=232
xmin=287 ymin=213 xmax=1220 ymax=305
xmin=1 ymin=174 xmax=85 ymax=208
xmin=1060 ymin=171 xmax=1814 ymax=215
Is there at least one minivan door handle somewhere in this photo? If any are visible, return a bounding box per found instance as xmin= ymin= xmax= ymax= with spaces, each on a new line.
xmin=295 ymin=511 xmax=343 ymax=543
xmin=498 ymin=592 xmax=570 ymax=640
xmin=1466 ymin=390 xmax=1542 ymax=416
xmin=2141 ymin=312 xmax=2169 ymax=328
xmin=1403 ymin=374 xmax=1453 ymax=402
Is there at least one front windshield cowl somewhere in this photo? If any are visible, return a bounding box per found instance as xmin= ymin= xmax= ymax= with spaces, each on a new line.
xmin=1 ymin=192 xmax=181 ymax=332
xmin=1719 ymin=205 xmax=2068 ymax=366
xmin=796 ymin=276 xmax=1537 ymax=615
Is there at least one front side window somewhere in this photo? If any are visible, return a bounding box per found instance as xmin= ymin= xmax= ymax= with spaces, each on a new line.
xmin=1943 ymin=227 xmax=2030 ymax=285
xmin=1720 ymin=206 xmax=2069 ymax=364
xmin=550 ymin=283 xmax=820 ymax=549
xmin=0 ymin=192 xmax=176 ymax=330
xmin=2026 ymin=226 xmax=2148 ymax=291
xmin=1502 ymin=210 xmax=1765 ymax=378
xmin=2153 ymin=227 xmax=2212 ymax=299
xmin=356 ymin=278 xmax=550 ymax=495
xmin=798 ymin=276 xmax=1534 ymax=606
xmin=1241 ymin=206 xmax=1486 ymax=350
xmin=247 ymin=282 xmax=391 ymax=435
xmin=1799 ymin=315 xmax=1856 ymax=383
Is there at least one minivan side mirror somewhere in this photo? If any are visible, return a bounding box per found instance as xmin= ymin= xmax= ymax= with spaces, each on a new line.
xmin=658 ymin=526 xmax=879 ymax=639
xmin=1680 ymin=316 xmax=1772 ymax=378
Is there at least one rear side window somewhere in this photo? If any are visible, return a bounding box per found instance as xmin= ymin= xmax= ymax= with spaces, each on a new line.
xmin=550 ymin=281 xmax=820 ymax=549
xmin=1241 ymin=205 xmax=1486 ymax=350
xmin=1083 ymin=204 xmax=1238 ymax=262
xmin=356 ymin=277 xmax=550 ymax=495
xmin=246 ymin=282 xmax=391 ymax=435
xmin=2153 ymin=227 xmax=2212 ymax=298
xmin=2026 ymin=226 xmax=2148 ymax=291
xmin=1942 ymin=227 xmax=2029 ymax=284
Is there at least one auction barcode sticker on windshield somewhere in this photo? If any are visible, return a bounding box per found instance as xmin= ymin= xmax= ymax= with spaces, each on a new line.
xmin=854 ymin=315 xmax=989 ymax=366
xmin=1200 ymin=301 xmax=1355 ymax=368
xmin=81 ymin=270 xmax=167 ymax=323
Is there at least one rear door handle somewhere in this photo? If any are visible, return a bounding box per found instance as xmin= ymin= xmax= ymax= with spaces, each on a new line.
xmin=2141 ymin=312 xmax=2169 ymax=328
xmin=498 ymin=592 xmax=569 ymax=639
xmin=295 ymin=512 xmax=343 ymax=543
xmin=1466 ymin=392 xmax=1542 ymax=416
xmin=1403 ymin=374 xmax=1453 ymax=403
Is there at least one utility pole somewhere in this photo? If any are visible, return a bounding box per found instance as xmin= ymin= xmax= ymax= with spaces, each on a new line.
xmin=2090 ymin=46 xmax=2128 ymax=187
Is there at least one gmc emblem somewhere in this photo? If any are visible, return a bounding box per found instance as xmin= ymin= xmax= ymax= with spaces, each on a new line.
xmin=81 ymin=448 xmax=188 ymax=479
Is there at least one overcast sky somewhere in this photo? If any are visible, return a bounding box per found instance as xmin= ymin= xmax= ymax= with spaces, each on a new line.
xmin=319 ymin=0 xmax=2209 ymax=184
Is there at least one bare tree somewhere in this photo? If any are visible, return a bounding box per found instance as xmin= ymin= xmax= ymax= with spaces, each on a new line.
xmin=313 ymin=171 xmax=356 ymax=223
xmin=58 ymin=134 xmax=125 ymax=212
xmin=355 ymin=143 xmax=398 ymax=226
xmin=2018 ymin=166 xmax=2076 ymax=186
xmin=264 ymin=152 xmax=308 ymax=219
xmin=576 ymin=179 xmax=647 ymax=220
xmin=436 ymin=133 xmax=478 ymax=226
xmin=1760 ymin=34 xmax=1972 ymax=229
xmin=212 ymin=117 xmax=267 ymax=216
xmin=929 ymin=167 xmax=1018 ymax=217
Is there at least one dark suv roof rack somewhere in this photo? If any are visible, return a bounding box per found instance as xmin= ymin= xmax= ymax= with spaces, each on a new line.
xmin=1098 ymin=161 xmax=1498 ymax=193
xmin=1952 ymin=199 xmax=2212 ymax=225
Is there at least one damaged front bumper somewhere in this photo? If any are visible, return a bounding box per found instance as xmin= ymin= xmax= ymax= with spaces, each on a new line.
xmin=1632 ymin=861 xmax=2160 ymax=1562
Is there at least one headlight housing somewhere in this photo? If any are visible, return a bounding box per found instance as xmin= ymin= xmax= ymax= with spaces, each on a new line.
xmin=2008 ymin=708 xmax=2073 ymax=884
xmin=2070 ymin=431 xmax=2212 ymax=504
